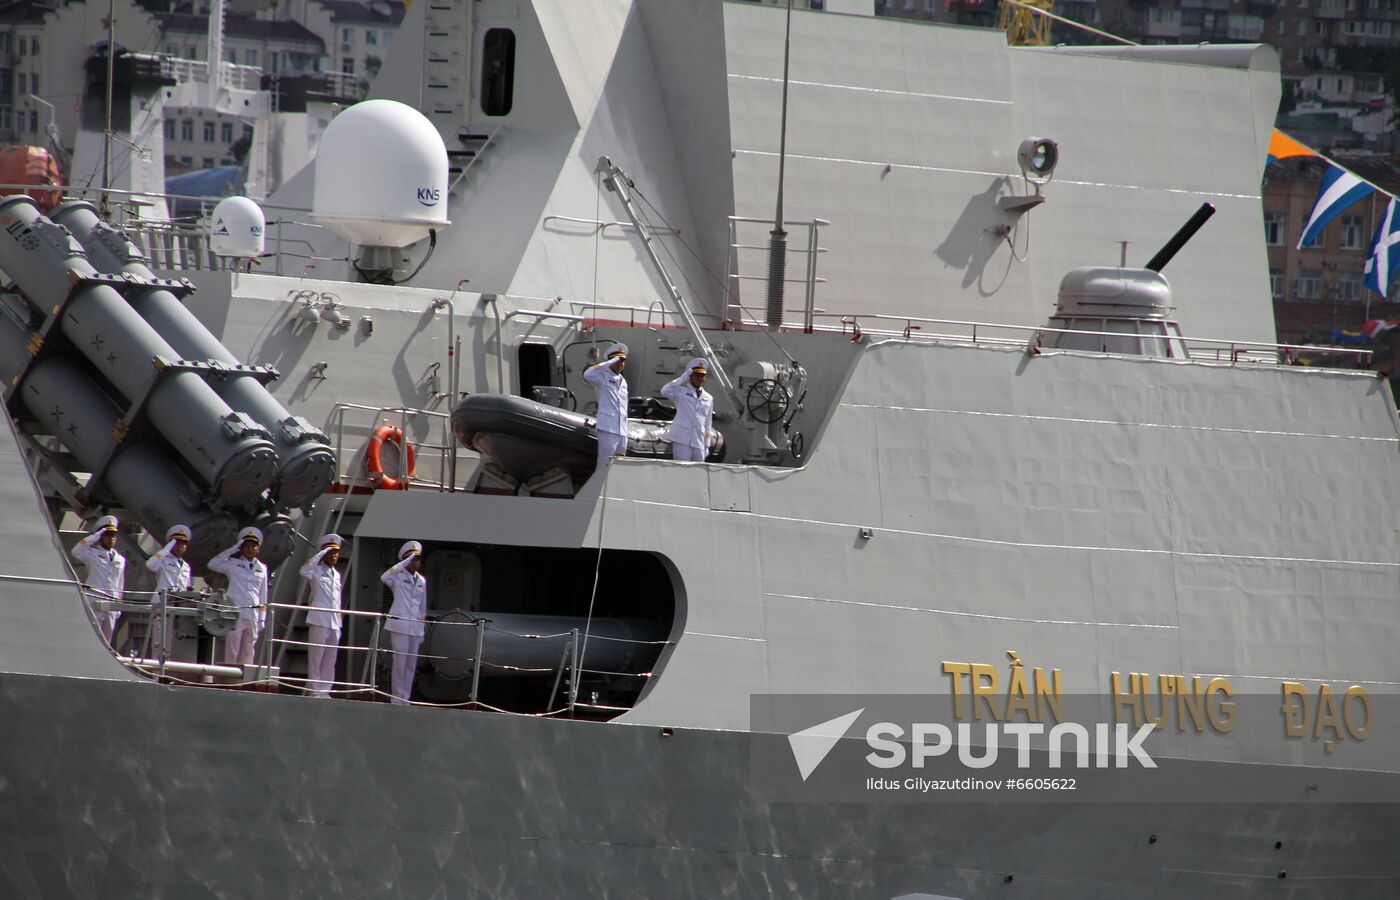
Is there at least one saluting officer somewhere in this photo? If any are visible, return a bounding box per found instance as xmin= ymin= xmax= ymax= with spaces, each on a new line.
xmin=208 ymin=526 xmax=269 ymax=667
xmin=73 ymin=515 xmax=126 ymax=645
xmin=583 ymin=342 xmax=630 ymax=469
xmin=298 ymin=533 xmax=344 ymax=698
xmin=144 ymin=524 xmax=192 ymax=658
xmin=381 ymin=540 xmax=427 ymax=705
xmin=660 ymin=357 xmax=716 ymax=462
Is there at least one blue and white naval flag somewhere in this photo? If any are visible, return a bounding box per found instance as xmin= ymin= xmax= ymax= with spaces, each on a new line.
xmin=1298 ymin=164 xmax=1376 ymax=248
xmin=1364 ymin=198 xmax=1400 ymax=296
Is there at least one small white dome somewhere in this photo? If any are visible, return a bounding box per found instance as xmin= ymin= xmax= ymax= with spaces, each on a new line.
xmin=208 ymin=196 xmax=265 ymax=258
xmin=311 ymin=100 xmax=450 ymax=248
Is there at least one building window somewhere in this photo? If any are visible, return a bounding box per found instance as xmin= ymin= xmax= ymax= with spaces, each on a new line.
xmin=179 ymin=155 xmax=192 ymax=165
xmin=341 ymin=57 xmax=354 ymax=75
xmin=269 ymin=52 xmax=279 ymax=73
xmin=164 ymin=119 xmax=175 ymax=139
xmin=1340 ymin=215 xmax=1365 ymax=250
xmin=18 ymin=37 xmax=25 ymax=57
xmin=1337 ymin=272 xmax=1363 ymax=300
xmin=342 ymin=27 xmax=353 ymax=42
xmin=29 ymin=73 xmax=36 ymax=94
xmin=1296 ymin=269 xmax=1321 ymax=299
xmin=203 ymin=121 xmax=215 ymax=142
xmin=1270 ymin=268 xmax=1283 ymax=298
xmin=28 ymin=109 xmax=35 ymax=132
xmin=385 ymin=32 xmax=393 ymax=47
xmin=1265 ymin=211 xmax=1287 ymax=246
xmin=30 ymin=37 xmax=36 ymax=55
xmin=481 ymin=28 xmax=516 ymax=116
xmin=16 ymin=73 xmax=24 ymax=95
xmin=180 ymin=119 xmax=193 ymax=141
xmin=1276 ymin=18 xmax=1285 ymax=33
xmin=246 ymin=49 xmax=258 ymax=66
xmin=221 ymin=122 xmax=233 ymax=143
xmin=203 ymin=157 xmax=215 ymax=168
xmin=366 ymin=30 xmax=378 ymax=46
xmin=0 ymin=34 xmax=12 ymax=54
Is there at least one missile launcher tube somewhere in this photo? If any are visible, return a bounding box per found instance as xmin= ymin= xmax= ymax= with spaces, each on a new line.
xmin=0 ymin=314 xmax=238 ymax=567
xmin=0 ymin=197 xmax=276 ymax=505
xmin=52 ymin=202 xmax=337 ymax=507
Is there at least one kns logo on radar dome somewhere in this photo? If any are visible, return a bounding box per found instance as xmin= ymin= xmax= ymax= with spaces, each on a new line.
xmin=416 ymin=187 xmax=440 ymax=206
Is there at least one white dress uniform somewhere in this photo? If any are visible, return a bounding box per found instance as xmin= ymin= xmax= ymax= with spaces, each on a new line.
xmin=207 ymin=527 xmax=269 ymax=666
xmin=583 ymin=342 xmax=630 ymax=469
xmin=72 ymin=516 xmax=126 ymax=644
xmin=660 ymin=358 xmax=715 ymax=462
xmin=144 ymin=524 xmax=192 ymax=659
xmin=298 ymin=535 xmax=344 ymax=698
xmin=381 ymin=541 xmax=428 ymax=705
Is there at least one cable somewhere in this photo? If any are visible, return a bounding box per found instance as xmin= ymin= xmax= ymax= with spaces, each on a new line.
xmin=353 ymin=230 xmax=437 ymax=285
xmin=576 ymin=457 xmax=612 ymax=711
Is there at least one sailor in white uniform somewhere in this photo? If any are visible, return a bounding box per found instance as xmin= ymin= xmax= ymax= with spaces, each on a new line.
xmin=583 ymin=342 xmax=629 ymax=469
xmin=144 ymin=524 xmax=192 ymax=658
xmin=660 ymin=357 xmax=716 ymax=462
xmin=72 ymin=514 xmax=126 ymax=645
xmin=381 ymin=540 xmax=427 ymax=705
xmin=298 ymin=533 xmax=344 ymax=698
xmin=208 ymin=526 xmax=269 ymax=667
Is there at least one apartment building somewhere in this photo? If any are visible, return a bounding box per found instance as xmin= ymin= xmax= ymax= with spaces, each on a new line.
xmin=299 ymin=0 xmax=404 ymax=82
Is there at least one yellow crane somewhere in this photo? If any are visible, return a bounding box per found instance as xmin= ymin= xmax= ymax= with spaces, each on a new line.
xmin=998 ymin=0 xmax=1053 ymax=46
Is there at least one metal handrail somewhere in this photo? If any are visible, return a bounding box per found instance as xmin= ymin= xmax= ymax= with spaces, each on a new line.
xmin=734 ymin=311 xmax=1376 ymax=365
xmin=571 ymin=301 xmax=710 ymax=328
xmin=725 ymin=215 xmax=830 ymax=332
xmin=542 ymin=215 xmax=681 ymax=237
xmin=322 ymin=402 xmax=463 ymax=492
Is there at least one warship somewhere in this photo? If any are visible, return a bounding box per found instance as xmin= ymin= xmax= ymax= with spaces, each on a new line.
xmin=1 ymin=1 xmax=1399 ymax=897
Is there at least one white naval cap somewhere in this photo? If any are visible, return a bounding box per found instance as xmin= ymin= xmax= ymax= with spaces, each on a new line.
xmin=237 ymin=526 xmax=264 ymax=545
xmin=605 ymin=342 xmax=628 ymax=359
xmin=686 ymin=357 xmax=708 ymax=374
xmin=95 ymin=515 xmax=119 ymax=533
xmin=399 ymin=540 xmax=423 ymax=559
xmin=166 ymin=524 xmax=192 ymax=542
xmin=319 ymin=533 xmax=343 ymax=549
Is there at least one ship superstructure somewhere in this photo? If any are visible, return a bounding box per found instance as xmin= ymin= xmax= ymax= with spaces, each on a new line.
xmin=0 ymin=2 xmax=1398 ymax=897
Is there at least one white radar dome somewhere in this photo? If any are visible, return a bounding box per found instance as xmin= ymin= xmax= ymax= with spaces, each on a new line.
xmin=311 ymin=99 xmax=450 ymax=248
xmin=208 ymin=196 xmax=265 ymax=258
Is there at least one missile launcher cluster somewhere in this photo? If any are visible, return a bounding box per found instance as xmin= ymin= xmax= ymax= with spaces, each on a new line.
xmin=0 ymin=196 xmax=335 ymax=569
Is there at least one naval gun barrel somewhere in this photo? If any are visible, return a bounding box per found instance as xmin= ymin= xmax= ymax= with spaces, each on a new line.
xmin=1144 ymin=202 xmax=1216 ymax=273
xmin=51 ymin=202 xmax=337 ymax=508
xmin=0 ymin=313 xmax=238 ymax=568
xmin=0 ymin=197 xmax=277 ymax=505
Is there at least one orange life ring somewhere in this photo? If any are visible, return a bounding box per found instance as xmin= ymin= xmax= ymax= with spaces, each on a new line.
xmin=366 ymin=424 xmax=416 ymax=490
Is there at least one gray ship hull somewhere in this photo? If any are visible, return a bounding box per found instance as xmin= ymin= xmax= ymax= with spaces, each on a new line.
xmin=3 ymin=671 xmax=1398 ymax=899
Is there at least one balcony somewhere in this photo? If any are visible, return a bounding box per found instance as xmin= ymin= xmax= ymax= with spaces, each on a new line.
xmin=164 ymin=58 xmax=264 ymax=92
